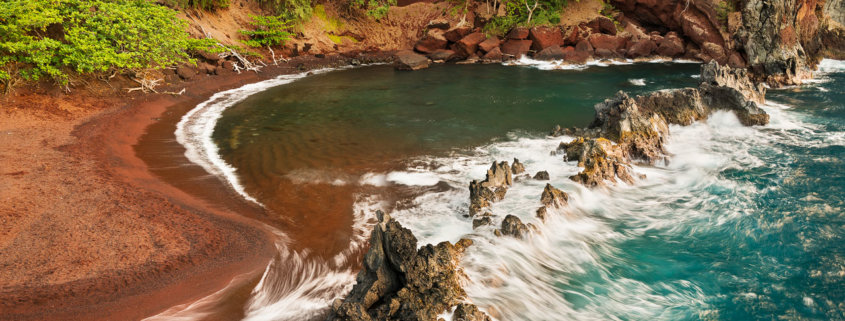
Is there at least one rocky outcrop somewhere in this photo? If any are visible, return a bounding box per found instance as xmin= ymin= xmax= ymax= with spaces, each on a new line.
xmin=468 ymin=161 xmax=512 ymax=216
xmin=533 ymin=171 xmax=550 ymax=180
xmin=554 ymin=61 xmax=769 ymax=186
xmin=540 ymin=183 xmax=568 ymax=209
xmin=327 ymin=211 xmax=488 ymax=321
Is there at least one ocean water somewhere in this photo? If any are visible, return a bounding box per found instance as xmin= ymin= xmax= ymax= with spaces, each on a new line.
xmin=171 ymin=60 xmax=844 ymax=320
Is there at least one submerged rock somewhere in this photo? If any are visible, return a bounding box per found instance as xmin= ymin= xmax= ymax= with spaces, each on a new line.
xmin=327 ymin=211 xmax=488 ymax=321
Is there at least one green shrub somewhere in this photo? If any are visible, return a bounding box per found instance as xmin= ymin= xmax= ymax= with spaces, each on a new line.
xmin=0 ymin=0 xmax=217 ymax=88
xmin=349 ymin=0 xmax=397 ymax=20
xmin=483 ymin=0 xmax=566 ymax=36
xmin=159 ymin=0 xmax=230 ymax=10
xmin=258 ymin=0 xmax=313 ymax=21
xmin=239 ymin=15 xmax=295 ymax=47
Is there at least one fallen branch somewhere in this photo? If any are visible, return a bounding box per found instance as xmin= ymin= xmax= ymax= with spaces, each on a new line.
xmin=126 ymin=74 xmax=161 ymax=93
xmin=217 ymin=43 xmax=262 ymax=73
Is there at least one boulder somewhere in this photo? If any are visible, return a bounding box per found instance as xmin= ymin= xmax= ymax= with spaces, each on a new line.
xmin=456 ymin=32 xmax=488 ymax=57
xmin=533 ymin=171 xmax=550 ymax=180
xmin=478 ymin=36 xmax=500 ymax=53
xmin=564 ymin=48 xmax=590 ymax=64
xmin=655 ymin=34 xmax=684 ymax=57
xmin=575 ymin=39 xmax=593 ymax=53
xmin=472 ymin=217 xmax=492 ymax=229
xmin=507 ymin=26 xmax=530 ymax=39
xmin=481 ymin=47 xmax=504 ymax=62
xmin=588 ymin=34 xmax=627 ymax=52
xmin=698 ymin=61 xmax=769 ymax=125
xmin=701 ymin=42 xmax=727 ymax=64
xmin=395 ymin=50 xmax=430 ymax=70
xmin=501 ymin=39 xmax=532 ymax=58
xmin=529 ymin=26 xmax=564 ymax=50
xmin=534 ymin=45 xmax=566 ymax=60
xmin=176 ymin=65 xmax=196 ymax=80
xmin=414 ymin=29 xmax=448 ymax=54
xmin=198 ymin=50 xmax=221 ymax=62
xmin=626 ymin=38 xmax=656 ymax=58
xmin=428 ymin=49 xmax=457 ymax=62
xmin=593 ymin=16 xmax=618 ymax=35
xmin=444 ymin=26 xmax=472 ymax=43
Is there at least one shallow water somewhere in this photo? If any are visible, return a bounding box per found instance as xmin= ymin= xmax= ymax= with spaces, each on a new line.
xmin=172 ymin=60 xmax=844 ymax=320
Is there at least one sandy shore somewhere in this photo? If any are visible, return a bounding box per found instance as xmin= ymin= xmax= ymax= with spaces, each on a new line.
xmin=0 ymin=53 xmax=390 ymax=320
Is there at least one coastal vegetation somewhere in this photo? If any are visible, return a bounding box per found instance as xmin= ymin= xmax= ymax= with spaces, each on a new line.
xmin=0 ymin=0 xmax=218 ymax=92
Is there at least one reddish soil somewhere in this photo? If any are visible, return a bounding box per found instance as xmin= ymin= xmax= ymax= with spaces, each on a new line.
xmin=0 ymin=53 xmax=391 ymax=320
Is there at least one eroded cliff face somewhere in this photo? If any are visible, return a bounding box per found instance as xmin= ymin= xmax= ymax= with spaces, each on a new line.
xmin=608 ymin=0 xmax=839 ymax=86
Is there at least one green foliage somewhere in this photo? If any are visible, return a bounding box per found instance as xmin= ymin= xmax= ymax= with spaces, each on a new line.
xmin=483 ymin=0 xmax=566 ymax=36
xmin=160 ymin=0 xmax=230 ymax=10
xmin=239 ymin=14 xmax=295 ymax=47
xmin=349 ymin=0 xmax=397 ymax=20
xmin=0 ymin=0 xmax=216 ymax=87
xmin=258 ymin=0 xmax=313 ymax=21
xmin=716 ymin=0 xmax=735 ymax=28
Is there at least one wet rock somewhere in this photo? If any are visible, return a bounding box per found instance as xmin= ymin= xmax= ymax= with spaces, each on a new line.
xmin=453 ymin=303 xmax=492 ymax=321
xmin=540 ymin=184 xmax=568 ymax=209
xmin=529 ymin=26 xmax=564 ymax=51
xmin=415 ymin=29 xmax=449 ymax=54
xmin=560 ymin=137 xmax=634 ymax=187
xmin=428 ymin=49 xmax=457 ymax=62
xmin=701 ymin=42 xmax=727 ymax=65
xmin=575 ymin=39 xmax=593 ymax=54
xmin=327 ymin=211 xmax=487 ymax=321
xmin=501 ymin=39 xmax=532 ymax=58
xmin=536 ymin=206 xmax=547 ymax=221
xmin=472 ymin=217 xmax=492 ymax=229
xmin=469 ymin=161 xmax=513 ymax=216
xmin=511 ymin=158 xmax=526 ymax=175
xmin=533 ymin=171 xmax=550 ymax=180
xmin=456 ymin=32 xmax=487 ymax=57
xmin=481 ymin=47 xmax=503 ymax=62
xmin=589 ymin=91 xmax=670 ymax=163
xmin=395 ymin=50 xmax=430 ymax=71
xmin=698 ymin=61 xmax=769 ymax=126
xmin=498 ymin=215 xmax=529 ymax=239
xmin=534 ymin=45 xmax=566 ymax=60
xmin=478 ymin=36 xmax=500 ymax=53
xmin=635 ymin=88 xmax=708 ymax=126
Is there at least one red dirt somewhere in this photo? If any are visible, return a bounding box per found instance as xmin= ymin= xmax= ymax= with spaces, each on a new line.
xmin=0 ymin=53 xmax=389 ymax=320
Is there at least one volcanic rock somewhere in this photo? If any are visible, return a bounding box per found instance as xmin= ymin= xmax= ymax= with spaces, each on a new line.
xmin=498 ymin=215 xmax=529 ymax=239
xmin=501 ymin=39 xmax=532 ymax=58
xmin=481 ymin=47 xmax=504 ymax=62
xmin=456 ymin=32 xmax=487 ymax=57
xmin=427 ymin=18 xmax=450 ymax=30
xmin=529 ymin=26 xmax=564 ymax=51
xmin=395 ymin=50 xmax=430 ymax=70
xmin=428 ymin=49 xmax=457 ymax=62
xmin=478 ymin=36 xmax=500 ymax=53
xmin=511 ymin=158 xmax=526 ymax=174
xmin=444 ymin=26 xmax=472 ymax=43
xmin=469 ymin=161 xmax=513 ymax=216
xmin=533 ymin=171 xmax=550 ymax=180
xmin=534 ymin=45 xmax=565 ymax=60
xmin=414 ymin=29 xmax=449 ymax=54
xmin=540 ymin=183 xmax=568 ymax=209
xmin=507 ymin=27 xmax=530 ymax=40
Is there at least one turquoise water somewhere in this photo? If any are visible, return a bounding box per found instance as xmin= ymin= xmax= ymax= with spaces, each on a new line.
xmin=206 ymin=61 xmax=843 ymax=320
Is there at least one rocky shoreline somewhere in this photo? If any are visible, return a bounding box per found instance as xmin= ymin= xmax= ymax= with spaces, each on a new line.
xmin=328 ymin=60 xmax=771 ymax=320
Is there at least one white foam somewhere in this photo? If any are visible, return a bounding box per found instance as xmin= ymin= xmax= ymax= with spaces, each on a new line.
xmin=355 ymin=98 xmax=835 ymax=319
xmin=629 ymin=78 xmax=646 ymax=86
xmin=175 ymin=67 xmax=352 ymax=205
xmin=817 ymin=59 xmax=845 ymax=74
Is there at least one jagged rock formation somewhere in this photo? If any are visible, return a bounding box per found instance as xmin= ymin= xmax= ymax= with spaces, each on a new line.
xmin=821 ymin=0 xmax=845 ymax=59
xmin=468 ymin=161 xmax=512 ymax=216
xmin=553 ymin=61 xmax=768 ymax=186
xmin=327 ymin=211 xmax=489 ymax=321
xmin=495 ymin=215 xmax=532 ymax=239
xmin=536 ymin=184 xmax=569 ymax=221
